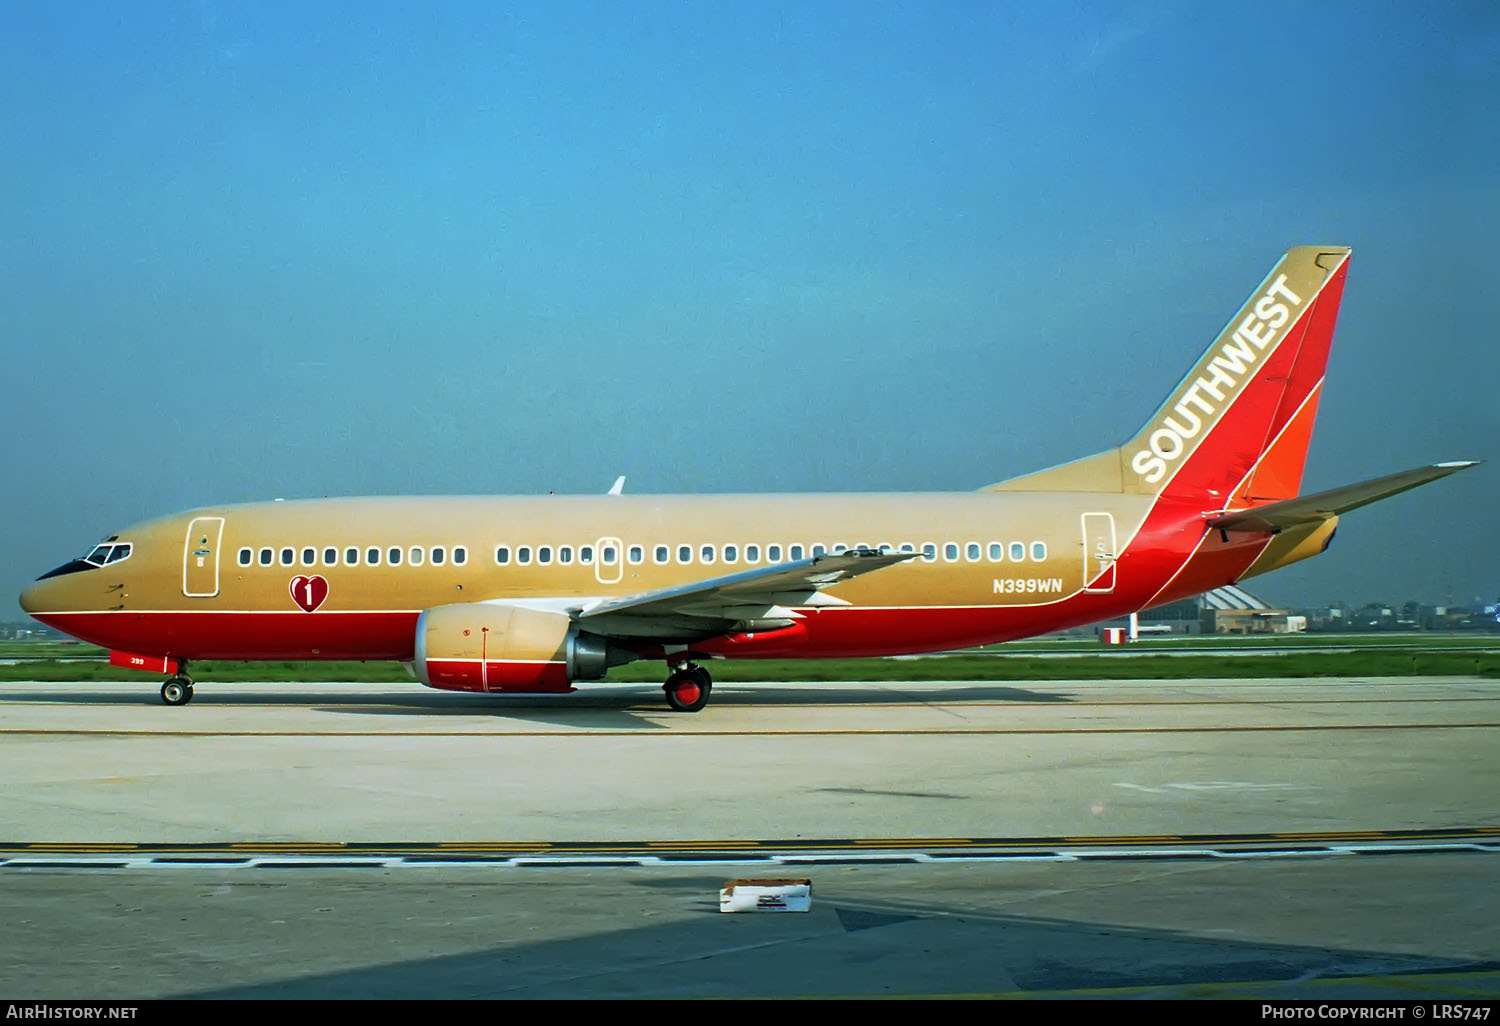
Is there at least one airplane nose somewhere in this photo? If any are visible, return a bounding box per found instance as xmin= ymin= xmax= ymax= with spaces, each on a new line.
xmin=18 ymin=577 xmax=55 ymax=616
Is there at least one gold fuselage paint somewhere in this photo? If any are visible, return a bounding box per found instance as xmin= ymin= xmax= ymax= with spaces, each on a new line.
xmin=24 ymin=490 xmax=1158 ymax=621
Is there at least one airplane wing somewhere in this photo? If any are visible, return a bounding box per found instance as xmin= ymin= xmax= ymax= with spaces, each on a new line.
xmin=1208 ymin=461 xmax=1479 ymax=533
xmin=576 ymin=549 xmax=917 ymax=641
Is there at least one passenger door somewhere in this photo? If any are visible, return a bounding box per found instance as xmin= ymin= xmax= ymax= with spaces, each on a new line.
xmin=594 ymin=536 xmax=623 ymax=585
xmin=1081 ymin=512 xmax=1117 ymax=593
xmin=183 ymin=517 xmax=224 ymax=597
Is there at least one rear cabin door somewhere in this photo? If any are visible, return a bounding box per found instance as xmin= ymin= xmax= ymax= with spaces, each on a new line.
xmin=183 ymin=517 xmax=225 ymax=597
xmin=1081 ymin=512 xmax=1117 ymax=594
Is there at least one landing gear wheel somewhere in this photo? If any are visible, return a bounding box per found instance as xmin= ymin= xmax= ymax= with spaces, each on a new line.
xmin=161 ymin=678 xmax=194 ymax=706
xmin=663 ymin=665 xmax=712 ymax=713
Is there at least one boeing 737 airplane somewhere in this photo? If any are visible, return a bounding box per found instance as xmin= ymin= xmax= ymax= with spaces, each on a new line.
xmin=17 ymin=246 xmax=1477 ymax=710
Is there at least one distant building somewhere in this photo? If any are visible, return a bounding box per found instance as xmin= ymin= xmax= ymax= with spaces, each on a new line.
xmin=0 ymin=621 xmax=65 ymax=641
xmin=1135 ymin=597 xmax=1205 ymax=635
xmin=1053 ymin=585 xmax=1300 ymax=639
xmin=1200 ymin=585 xmax=1300 ymax=634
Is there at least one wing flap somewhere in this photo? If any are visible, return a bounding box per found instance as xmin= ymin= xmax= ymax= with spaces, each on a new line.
xmin=577 ymin=549 xmax=915 ymax=641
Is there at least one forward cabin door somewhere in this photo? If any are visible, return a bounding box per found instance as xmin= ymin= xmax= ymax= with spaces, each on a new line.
xmin=1081 ymin=512 xmax=1117 ymax=594
xmin=183 ymin=517 xmax=225 ymax=597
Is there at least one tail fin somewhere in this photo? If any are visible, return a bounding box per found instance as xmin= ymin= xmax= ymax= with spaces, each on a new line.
xmin=986 ymin=246 xmax=1352 ymax=501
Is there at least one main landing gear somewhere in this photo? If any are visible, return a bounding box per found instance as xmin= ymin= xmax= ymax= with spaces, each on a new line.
xmin=663 ymin=662 xmax=712 ymax=713
xmin=160 ymin=667 xmax=194 ymax=706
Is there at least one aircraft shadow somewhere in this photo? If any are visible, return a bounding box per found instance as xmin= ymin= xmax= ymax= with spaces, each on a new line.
xmin=0 ymin=682 xmax=1074 ymax=733
xmin=308 ymin=683 xmax=1077 ymax=730
xmin=167 ymin=878 xmax=1496 ymax=999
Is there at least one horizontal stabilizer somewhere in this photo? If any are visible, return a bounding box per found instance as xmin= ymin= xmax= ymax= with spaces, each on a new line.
xmin=1208 ymin=461 xmax=1479 ymax=533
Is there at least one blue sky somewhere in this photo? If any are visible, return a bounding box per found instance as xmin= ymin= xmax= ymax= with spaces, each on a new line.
xmin=2 ymin=1 xmax=1497 ymax=610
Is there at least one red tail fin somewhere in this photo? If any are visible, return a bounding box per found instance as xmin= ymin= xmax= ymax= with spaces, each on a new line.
xmin=1123 ymin=246 xmax=1351 ymax=502
xmin=984 ymin=247 xmax=1352 ymax=500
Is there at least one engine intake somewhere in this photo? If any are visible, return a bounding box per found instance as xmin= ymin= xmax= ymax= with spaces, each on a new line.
xmin=414 ymin=603 xmax=623 ymax=693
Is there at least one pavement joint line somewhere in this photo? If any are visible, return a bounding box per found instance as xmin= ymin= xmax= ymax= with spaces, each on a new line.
xmin=5 ymin=826 xmax=1497 ymax=856
xmin=2 ymin=838 xmax=1496 ymax=870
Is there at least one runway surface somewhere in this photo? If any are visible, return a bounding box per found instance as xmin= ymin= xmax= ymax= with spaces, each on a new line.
xmin=1 ymin=675 xmax=1496 ymax=998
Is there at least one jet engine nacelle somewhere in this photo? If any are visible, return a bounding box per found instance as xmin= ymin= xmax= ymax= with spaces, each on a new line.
xmin=414 ymin=602 xmax=615 ymax=693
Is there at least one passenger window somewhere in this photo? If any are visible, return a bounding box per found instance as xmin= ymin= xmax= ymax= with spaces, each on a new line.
xmin=238 ymin=548 xmax=252 ymax=567
xmin=323 ymin=547 xmax=338 ymax=566
xmin=496 ymin=546 xmax=510 ymax=565
xmin=301 ymin=547 xmax=316 ymax=566
xmin=280 ymin=548 xmax=294 ymax=566
xmin=944 ymin=543 xmax=959 ymax=562
xmin=409 ymin=547 xmax=424 ymax=567
xmin=1010 ymin=542 xmax=1026 ymax=562
xmin=388 ymin=547 xmax=402 ymax=566
xmin=832 ymin=543 xmax=847 ymax=554
xmin=745 ymin=544 xmax=760 ymax=563
xmin=1032 ymin=542 xmax=1047 ymax=561
xmin=537 ymin=546 xmax=552 ymax=565
xmin=899 ymin=543 xmax=916 ymax=553
xmin=516 ymin=546 xmax=531 ymax=565
xmin=580 ymin=546 xmax=594 ymax=564
xmin=723 ymin=544 xmax=737 ymax=564
xmin=678 ymin=545 xmax=692 ymax=564
xmin=367 ymin=548 xmax=381 ymax=566
xmin=603 ymin=545 xmax=618 ymax=564
xmin=654 ymin=545 xmax=669 ymax=564
xmin=259 ymin=548 xmax=273 ymax=566
xmin=558 ymin=546 xmax=573 ymax=565
xmin=768 ymin=544 xmax=783 ymax=562
xmin=345 ymin=547 xmax=360 ymax=566
xmin=921 ymin=543 xmax=937 ymax=562
xmin=432 ymin=546 xmax=446 ymax=566
xmin=789 ymin=544 xmax=804 ymax=560
xmin=700 ymin=545 xmax=715 ymax=564
xmin=453 ymin=547 xmax=466 ymax=566
xmin=989 ymin=542 xmax=1004 ymax=561
xmin=628 ymin=545 xmax=643 ymax=564
xmin=966 ymin=542 xmax=981 ymax=561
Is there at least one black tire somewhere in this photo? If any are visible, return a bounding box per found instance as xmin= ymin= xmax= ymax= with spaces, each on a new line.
xmin=161 ymin=679 xmax=193 ymax=706
xmin=664 ymin=668 xmax=712 ymax=713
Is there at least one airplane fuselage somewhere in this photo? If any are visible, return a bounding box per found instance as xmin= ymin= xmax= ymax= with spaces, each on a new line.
xmin=20 ymin=488 xmax=1249 ymax=664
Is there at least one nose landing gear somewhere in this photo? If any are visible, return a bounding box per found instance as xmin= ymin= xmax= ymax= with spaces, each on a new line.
xmin=663 ymin=663 xmax=712 ymax=713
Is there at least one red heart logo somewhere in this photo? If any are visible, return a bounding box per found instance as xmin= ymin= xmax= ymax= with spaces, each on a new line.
xmin=290 ymin=575 xmax=329 ymax=613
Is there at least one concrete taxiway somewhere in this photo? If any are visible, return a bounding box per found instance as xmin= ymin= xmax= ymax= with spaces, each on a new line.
xmin=0 ymin=675 xmax=1496 ymax=998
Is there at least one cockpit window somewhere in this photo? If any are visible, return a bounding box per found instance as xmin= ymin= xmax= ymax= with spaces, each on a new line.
xmin=83 ymin=542 xmax=133 ymax=567
xmin=39 ymin=539 xmax=132 ymax=580
xmin=39 ymin=540 xmax=138 ymax=581
xmin=37 ymin=539 xmax=135 ymax=580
